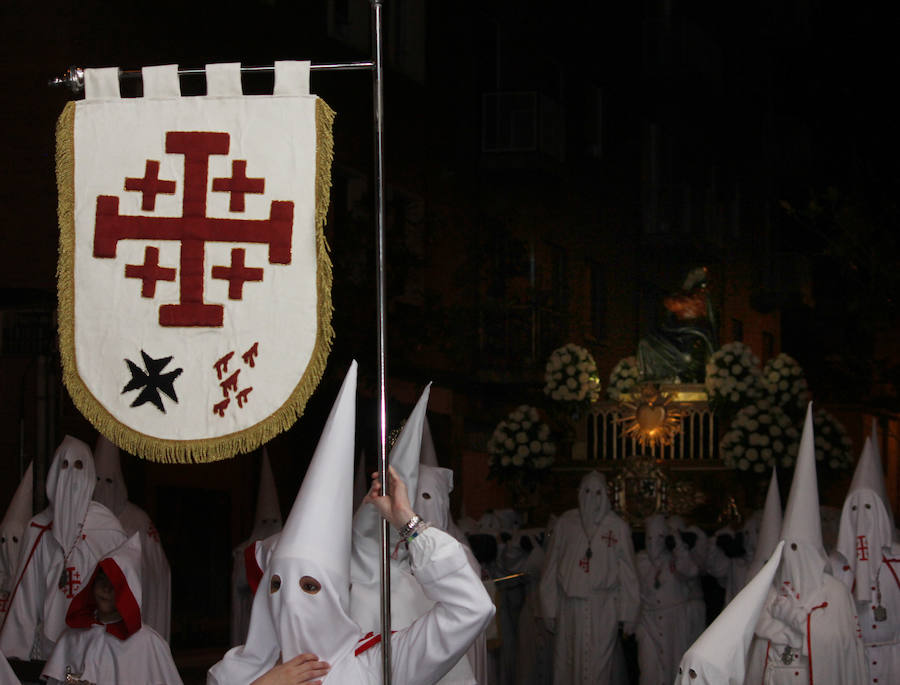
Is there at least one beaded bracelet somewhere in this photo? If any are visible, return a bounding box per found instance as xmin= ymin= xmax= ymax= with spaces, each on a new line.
xmin=398 ymin=514 xmax=430 ymax=543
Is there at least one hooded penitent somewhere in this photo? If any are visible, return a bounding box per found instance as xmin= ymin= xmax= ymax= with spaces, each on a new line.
xmin=50 ymin=436 xmax=98 ymax=558
xmin=92 ymin=436 xmax=128 ymax=517
xmin=92 ymin=434 xmax=172 ymax=641
xmin=41 ymin=533 xmax=183 ymax=685
xmin=745 ymin=403 xmax=870 ymax=685
xmin=351 ymin=384 xmax=431 ymax=588
xmin=231 ymin=448 xmax=283 ymax=645
xmin=538 ymin=470 xmax=640 ymax=685
xmin=210 ymin=362 xmax=494 ymax=685
xmin=579 ymin=471 xmax=610 ymax=540
xmin=777 ymin=404 xmax=828 ymax=600
xmin=349 ymin=386 xmax=479 ymax=685
xmin=0 ymin=462 xmax=32 ymax=596
xmin=250 ymin=448 xmax=283 ymax=543
xmin=869 ymin=419 xmax=895 ymax=530
xmin=645 ymin=513 xmax=668 ymax=563
xmin=836 ymin=436 xmax=895 ymax=604
xmin=421 ymin=418 xmax=439 ymax=467
xmin=268 ymin=363 xmax=359 ymax=666
xmin=746 ymin=468 xmax=783 ymax=580
xmin=0 ymin=437 xmax=126 ymax=660
xmin=676 ymin=541 xmax=785 ymax=684
xmin=416 ymin=465 xmax=454 ymax=532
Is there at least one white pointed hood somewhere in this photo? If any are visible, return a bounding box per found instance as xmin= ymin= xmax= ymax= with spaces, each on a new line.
xmin=350 ymin=384 xmax=431 ymax=586
xmin=420 ymin=418 xmax=439 ymax=467
xmin=92 ymin=435 xmax=128 ymax=517
xmin=578 ymin=471 xmax=610 ymax=538
xmin=747 ymin=468 xmax=783 ymax=579
xmin=415 ymin=464 xmax=454 ymax=532
xmin=250 ymin=448 xmax=282 ymax=541
xmin=48 ymin=436 xmax=98 ymax=552
xmin=353 ymin=450 xmax=368 ymax=513
xmin=836 ymin=436 xmax=894 ymax=603
xmin=265 ymin=362 xmax=360 ymax=665
xmin=0 ymin=461 xmax=33 ymax=588
xmin=778 ymin=404 xmax=827 ymax=599
xmin=677 ymin=541 xmax=785 ymax=684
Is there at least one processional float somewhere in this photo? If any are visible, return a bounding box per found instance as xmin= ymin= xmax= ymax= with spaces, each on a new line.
xmin=49 ymin=1 xmax=396 ymax=681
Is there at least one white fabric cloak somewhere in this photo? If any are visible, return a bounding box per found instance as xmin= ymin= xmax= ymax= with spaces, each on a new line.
xmin=538 ymin=472 xmax=639 ymax=685
xmin=209 ymin=527 xmax=494 ymax=685
xmin=42 ymin=533 xmax=182 ymax=685
xmin=0 ymin=437 xmax=127 ymax=660
xmin=635 ymin=514 xmax=699 ymax=685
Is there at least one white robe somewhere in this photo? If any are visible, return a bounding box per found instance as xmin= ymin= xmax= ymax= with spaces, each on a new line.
xmin=41 ymin=533 xmax=181 ymax=685
xmin=832 ymin=545 xmax=900 ymax=685
xmin=208 ymin=527 xmax=494 ymax=685
xmin=537 ymin=509 xmax=639 ymax=685
xmin=43 ymin=623 xmax=181 ymax=685
xmin=744 ymin=574 xmax=869 ymax=685
xmin=635 ymin=544 xmax=698 ymax=685
xmin=0 ymin=504 xmax=126 ymax=660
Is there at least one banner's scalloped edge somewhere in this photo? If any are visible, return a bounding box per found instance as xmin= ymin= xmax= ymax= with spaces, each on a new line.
xmin=56 ymin=98 xmax=336 ymax=464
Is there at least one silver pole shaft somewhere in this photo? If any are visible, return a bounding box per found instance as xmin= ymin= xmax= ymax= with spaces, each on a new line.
xmin=371 ymin=1 xmax=391 ymax=683
xmin=48 ymin=61 xmax=376 ymax=92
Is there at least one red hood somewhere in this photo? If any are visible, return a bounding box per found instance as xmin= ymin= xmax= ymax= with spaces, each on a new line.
xmin=66 ymin=534 xmax=142 ymax=640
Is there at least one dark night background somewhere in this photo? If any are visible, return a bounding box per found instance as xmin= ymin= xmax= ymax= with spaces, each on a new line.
xmin=1 ymin=0 xmax=899 ymax=676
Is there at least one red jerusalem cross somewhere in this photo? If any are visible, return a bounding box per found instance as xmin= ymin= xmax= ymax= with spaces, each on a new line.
xmin=601 ymin=530 xmax=618 ymax=547
xmin=125 ymin=246 xmax=176 ymax=297
xmin=212 ymin=249 xmax=263 ymax=299
xmin=125 ymin=160 xmax=175 ymax=211
xmin=857 ymin=535 xmax=869 ymax=562
xmin=94 ymin=131 xmax=294 ymax=327
xmin=213 ymin=160 xmax=265 ymax=212
xmin=59 ymin=566 xmax=82 ymax=599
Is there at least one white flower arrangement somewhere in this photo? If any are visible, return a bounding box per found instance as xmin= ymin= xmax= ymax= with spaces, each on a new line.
xmin=607 ymin=356 xmax=641 ymax=401
xmin=812 ymin=408 xmax=853 ymax=471
xmin=705 ymin=342 xmax=765 ymax=412
xmin=762 ymin=353 xmax=809 ymax=417
xmin=487 ymin=405 xmax=556 ymax=483
xmin=720 ymin=399 xmax=800 ymax=472
xmin=543 ymin=343 xmax=601 ymax=404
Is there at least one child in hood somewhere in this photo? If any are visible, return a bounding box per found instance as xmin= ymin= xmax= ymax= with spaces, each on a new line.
xmin=42 ymin=534 xmax=181 ymax=685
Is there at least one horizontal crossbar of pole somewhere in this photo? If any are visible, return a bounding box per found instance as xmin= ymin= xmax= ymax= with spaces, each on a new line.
xmin=48 ymin=61 xmax=376 ymax=92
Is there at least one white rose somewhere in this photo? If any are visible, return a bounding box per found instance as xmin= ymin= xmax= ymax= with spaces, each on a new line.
xmin=543 ymin=442 xmax=556 ymax=455
xmin=517 ymin=445 xmax=529 ymax=458
xmin=746 ymin=448 xmax=759 ymax=461
xmin=504 ymin=438 xmax=515 ymax=450
xmin=761 ymin=448 xmax=773 ymax=460
xmin=732 ymin=445 xmax=745 ymax=456
xmin=501 ymin=455 xmax=511 ymax=466
xmin=738 ymin=458 xmax=750 ymax=470
xmin=530 ymin=440 xmax=541 ymax=453
xmin=512 ymin=455 xmax=525 ymax=466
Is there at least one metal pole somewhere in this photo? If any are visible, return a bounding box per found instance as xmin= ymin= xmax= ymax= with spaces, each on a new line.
xmin=370 ymin=1 xmax=391 ymax=682
xmin=48 ymin=61 xmax=376 ymax=92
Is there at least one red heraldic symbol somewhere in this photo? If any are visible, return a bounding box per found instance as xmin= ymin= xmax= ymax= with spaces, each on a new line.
xmin=94 ymin=131 xmax=294 ymax=327
xmin=857 ymin=535 xmax=869 ymax=562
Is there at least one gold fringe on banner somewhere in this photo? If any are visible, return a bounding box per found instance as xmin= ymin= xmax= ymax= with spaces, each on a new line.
xmin=56 ymin=99 xmax=337 ymax=464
